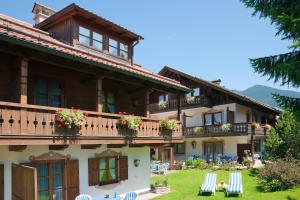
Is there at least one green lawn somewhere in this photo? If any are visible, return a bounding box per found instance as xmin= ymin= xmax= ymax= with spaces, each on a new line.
xmin=151 ymin=169 xmax=300 ymax=200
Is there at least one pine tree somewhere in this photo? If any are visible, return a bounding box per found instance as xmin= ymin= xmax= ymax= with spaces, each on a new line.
xmin=241 ymin=0 xmax=300 ymax=112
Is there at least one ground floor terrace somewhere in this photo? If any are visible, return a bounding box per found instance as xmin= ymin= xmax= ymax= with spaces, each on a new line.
xmin=0 ymin=144 xmax=154 ymax=200
xmin=152 ymin=135 xmax=265 ymax=167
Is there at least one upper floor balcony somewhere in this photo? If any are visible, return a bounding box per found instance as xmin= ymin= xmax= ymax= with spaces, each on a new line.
xmin=149 ymin=95 xmax=211 ymax=113
xmin=183 ymin=123 xmax=270 ymax=137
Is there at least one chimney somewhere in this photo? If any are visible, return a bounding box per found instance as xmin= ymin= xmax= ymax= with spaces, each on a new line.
xmin=32 ymin=2 xmax=56 ymax=25
xmin=212 ymin=79 xmax=222 ymax=85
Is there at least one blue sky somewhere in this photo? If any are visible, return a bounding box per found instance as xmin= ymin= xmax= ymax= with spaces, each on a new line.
xmin=0 ymin=0 xmax=298 ymax=91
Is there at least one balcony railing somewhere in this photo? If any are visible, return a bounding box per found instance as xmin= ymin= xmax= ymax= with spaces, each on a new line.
xmin=184 ymin=123 xmax=269 ymax=137
xmin=0 ymin=101 xmax=182 ymax=139
xmin=149 ymin=96 xmax=211 ymax=113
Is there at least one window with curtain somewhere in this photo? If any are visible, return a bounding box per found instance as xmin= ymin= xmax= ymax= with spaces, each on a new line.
xmin=159 ymin=94 xmax=168 ymax=102
xmin=102 ymin=92 xmax=115 ymax=113
xmin=35 ymin=80 xmax=63 ymax=107
xmin=204 ymin=113 xmax=213 ymax=125
xmin=99 ymin=157 xmax=118 ymax=185
xmin=213 ymin=112 xmax=222 ymax=125
xmin=204 ymin=112 xmax=222 ymax=125
xmin=37 ymin=161 xmax=64 ymax=200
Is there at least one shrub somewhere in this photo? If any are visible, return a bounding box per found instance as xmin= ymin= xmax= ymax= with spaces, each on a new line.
xmin=185 ymin=157 xmax=194 ymax=168
xmin=193 ymin=158 xmax=208 ymax=169
xmin=257 ymin=159 xmax=300 ymax=192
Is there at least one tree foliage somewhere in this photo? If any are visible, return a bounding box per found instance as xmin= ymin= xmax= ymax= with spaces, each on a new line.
xmin=241 ymin=0 xmax=300 ymax=111
xmin=264 ymin=110 xmax=300 ymax=160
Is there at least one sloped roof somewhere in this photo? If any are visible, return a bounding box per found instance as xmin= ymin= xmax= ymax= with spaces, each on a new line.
xmin=0 ymin=14 xmax=190 ymax=92
xmin=160 ymin=66 xmax=280 ymax=113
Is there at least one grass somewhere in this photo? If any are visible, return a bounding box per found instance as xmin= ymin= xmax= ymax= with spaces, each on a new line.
xmin=151 ymin=169 xmax=300 ymax=200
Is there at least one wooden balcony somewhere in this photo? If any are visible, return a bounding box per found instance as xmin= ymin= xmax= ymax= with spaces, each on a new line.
xmin=183 ymin=123 xmax=269 ymax=137
xmin=149 ymin=96 xmax=211 ymax=113
xmin=0 ymin=101 xmax=183 ymax=145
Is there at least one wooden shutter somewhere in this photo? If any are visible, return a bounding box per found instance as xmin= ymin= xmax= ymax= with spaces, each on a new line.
xmin=88 ymin=158 xmax=99 ymax=186
xmin=12 ymin=163 xmax=37 ymax=200
xmin=227 ymin=110 xmax=235 ymax=123
xmin=66 ymin=160 xmax=79 ymax=200
xmin=0 ymin=164 xmax=3 ymax=200
xmin=119 ymin=156 xmax=128 ymax=181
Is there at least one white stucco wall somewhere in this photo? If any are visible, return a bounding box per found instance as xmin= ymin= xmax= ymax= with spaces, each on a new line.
xmin=174 ymin=136 xmax=249 ymax=161
xmin=0 ymin=145 xmax=150 ymax=200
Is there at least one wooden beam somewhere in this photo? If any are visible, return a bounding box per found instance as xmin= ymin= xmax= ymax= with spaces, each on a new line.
xmin=96 ymin=77 xmax=103 ymax=113
xmin=145 ymin=89 xmax=150 ymax=118
xmin=107 ymin=144 xmax=126 ymax=148
xmin=9 ymin=145 xmax=27 ymax=152
xmin=81 ymin=144 xmax=101 ymax=149
xmin=19 ymin=58 xmax=28 ymax=104
xmin=48 ymin=145 xmax=69 ymax=151
xmin=177 ymin=94 xmax=182 ymax=121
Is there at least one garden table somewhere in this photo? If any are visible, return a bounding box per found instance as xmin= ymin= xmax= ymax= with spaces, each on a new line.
xmin=96 ymin=195 xmax=121 ymax=200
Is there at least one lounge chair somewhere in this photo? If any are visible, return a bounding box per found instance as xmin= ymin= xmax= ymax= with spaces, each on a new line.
xmin=200 ymin=173 xmax=217 ymax=195
xmin=226 ymin=172 xmax=243 ymax=196
xmin=125 ymin=192 xmax=138 ymax=200
xmin=75 ymin=194 xmax=93 ymax=200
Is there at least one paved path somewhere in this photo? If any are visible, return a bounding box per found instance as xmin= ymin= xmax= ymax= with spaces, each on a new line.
xmin=138 ymin=192 xmax=165 ymax=200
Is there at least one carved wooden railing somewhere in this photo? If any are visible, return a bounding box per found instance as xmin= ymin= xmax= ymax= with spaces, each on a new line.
xmin=0 ymin=101 xmax=182 ymax=138
xmin=149 ymin=96 xmax=211 ymax=113
xmin=183 ymin=123 xmax=269 ymax=137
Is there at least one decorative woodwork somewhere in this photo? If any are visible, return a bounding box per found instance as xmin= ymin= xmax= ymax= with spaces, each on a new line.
xmin=9 ymin=145 xmax=27 ymax=152
xmin=95 ymin=149 xmax=121 ymax=158
xmin=29 ymin=151 xmax=70 ymax=162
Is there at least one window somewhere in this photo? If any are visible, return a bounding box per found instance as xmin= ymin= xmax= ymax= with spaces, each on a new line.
xmin=102 ymin=92 xmax=115 ymax=113
xmin=254 ymin=139 xmax=261 ymax=152
xmin=88 ymin=155 xmax=128 ymax=186
xmin=204 ymin=112 xmax=222 ymax=125
xmin=99 ymin=157 xmax=117 ymax=185
xmin=79 ymin=26 xmax=90 ymax=46
xmin=109 ymin=38 xmax=129 ymax=59
xmin=204 ymin=142 xmax=223 ymax=161
xmin=173 ymin=143 xmax=185 ymax=154
xmin=185 ymin=88 xmax=200 ymax=98
xmin=35 ymin=80 xmax=63 ymax=107
xmin=159 ymin=94 xmax=168 ymax=102
xmin=79 ymin=26 xmax=103 ymax=50
xmin=37 ymin=161 xmax=64 ymax=200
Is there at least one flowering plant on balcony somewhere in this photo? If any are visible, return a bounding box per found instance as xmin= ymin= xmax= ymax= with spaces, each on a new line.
xmin=186 ymin=96 xmax=195 ymax=104
xmin=221 ymin=123 xmax=232 ymax=132
xmin=119 ymin=112 xmax=142 ymax=132
xmin=263 ymin=124 xmax=272 ymax=131
xmin=158 ymin=101 xmax=167 ymax=110
xmin=160 ymin=119 xmax=177 ymax=132
xmin=194 ymin=126 xmax=204 ymax=133
xmin=251 ymin=122 xmax=260 ymax=130
xmin=56 ymin=108 xmax=87 ymax=129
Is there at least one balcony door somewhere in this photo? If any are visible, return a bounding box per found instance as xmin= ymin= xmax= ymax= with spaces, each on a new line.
xmin=204 ymin=142 xmax=223 ymax=161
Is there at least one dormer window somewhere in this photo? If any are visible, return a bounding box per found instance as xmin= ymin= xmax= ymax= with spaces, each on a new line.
xmin=109 ymin=38 xmax=129 ymax=59
xmin=79 ymin=26 xmax=103 ymax=51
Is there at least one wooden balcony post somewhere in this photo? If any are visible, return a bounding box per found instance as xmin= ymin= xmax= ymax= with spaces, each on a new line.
xmin=145 ymin=89 xmax=150 ymax=118
xmin=20 ymin=58 xmax=28 ymax=104
xmin=19 ymin=58 xmax=28 ymax=134
xmin=96 ymin=77 xmax=103 ymax=113
xmin=177 ymin=94 xmax=182 ymax=121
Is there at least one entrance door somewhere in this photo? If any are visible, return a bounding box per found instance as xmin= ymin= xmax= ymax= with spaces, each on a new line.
xmin=161 ymin=147 xmax=174 ymax=170
xmin=237 ymin=144 xmax=251 ymax=162
xmin=12 ymin=163 xmax=38 ymax=200
xmin=37 ymin=161 xmax=64 ymax=200
xmin=0 ymin=164 xmax=3 ymax=200
xmin=204 ymin=142 xmax=223 ymax=161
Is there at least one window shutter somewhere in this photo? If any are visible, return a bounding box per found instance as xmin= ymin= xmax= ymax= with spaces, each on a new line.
xmin=88 ymin=158 xmax=99 ymax=186
xmin=11 ymin=163 xmax=38 ymax=200
xmin=119 ymin=156 xmax=128 ymax=181
xmin=66 ymin=160 xmax=79 ymax=200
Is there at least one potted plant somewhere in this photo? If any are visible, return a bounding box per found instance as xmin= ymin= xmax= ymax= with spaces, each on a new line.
xmin=194 ymin=126 xmax=204 ymax=133
xmin=158 ymin=101 xmax=167 ymax=110
xmin=160 ymin=119 xmax=177 ymax=135
xmin=221 ymin=123 xmax=232 ymax=132
xmin=264 ymin=124 xmax=272 ymax=131
xmin=56 ymin=108 xmax=87 ymax=134
xmin=119 ymin=113 xmax=142 ymax=135
xmin=251 ymin=122 xmax=260 ymax=131
xmin=151 ymin=176 xmax=170 ymax=194
xmin=186 ymin=96 xmax=195 ymax=104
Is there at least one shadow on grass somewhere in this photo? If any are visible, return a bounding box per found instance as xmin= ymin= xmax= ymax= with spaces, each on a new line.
xmin=248 ymin=168 xmax=259 ymax=177
xmin=286 ymin=196 xmax=298 ymax=200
